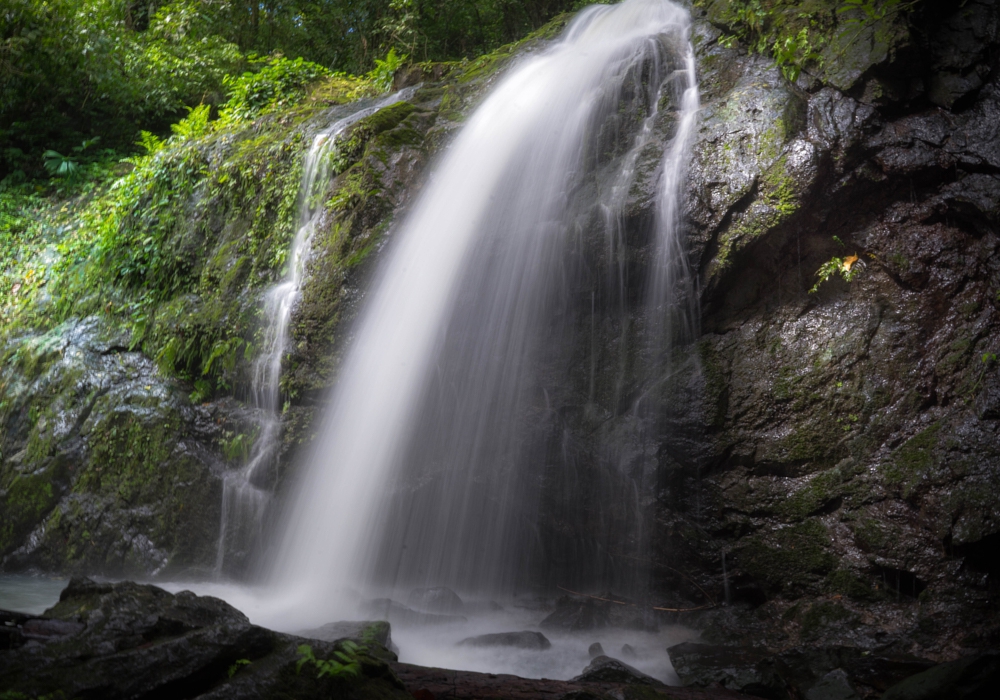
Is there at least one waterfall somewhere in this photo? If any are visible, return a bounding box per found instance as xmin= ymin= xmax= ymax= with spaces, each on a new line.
xmin=266 ymin=0 xmax=699 ymax=618
xmin=215 ymin=88 xmax=416 ymax=577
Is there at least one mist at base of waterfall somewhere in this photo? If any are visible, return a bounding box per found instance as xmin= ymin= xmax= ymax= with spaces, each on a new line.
xmin=153 ymin=580 xmax=696 ymax=683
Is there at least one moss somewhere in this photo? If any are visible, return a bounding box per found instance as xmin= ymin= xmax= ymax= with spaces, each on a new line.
xmin=79 ymin=411 xmax=178 ymax=504
xmin=799 ymin=600 xmax=852 ymax=639
xmin=826 ymin=568 xmax=878 ymax=601
xmin=853 ymin=517 xmax=889 ymax=553
xmin=738 ymin=519 xmax=837 ymax=594
xmin=779 ymin=467 xmax=843 ymax=520
xmin=698 ymin=340 xmax=728 ymax=428
xmin=0 ymin=472 xmax=57 ymax=551
xmin=882 ymin=423 xmax=940 ymax=497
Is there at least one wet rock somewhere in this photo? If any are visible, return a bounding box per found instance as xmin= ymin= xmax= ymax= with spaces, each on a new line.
xmin=572 ymin=655 xmax=663 ymax=686
xmin=362 ymin=598 xmax=467 ymax=626
xmin=0 ymin=577 xmax=409 ymax=700
xmin=669 ymin=642 xmax=937 ymax=699
xmin=540 ymin=596 xmax=610 ymax=632
xmin=589 ymin=642 xmax=605 ymax=659
xmin=881 ymin=652 xmax=1000 ymax=700
xmin=621 ymin=644 xmax=637 ymax=659
xmin=298 ymin=619 xmax=392 ymax=646
xmin=408 ymin=586 xmax=464 ymax=614
xmin=806 ymin=669 xmax=860 ymax=700
xmin=668 ymin=643 xmax=787 ymax=697
xmin=0 ymin=317 xmax=226 ymax=577
xmin=391 ymin=659 xmax=744 ymax=699
xmin=458 ymin=631 xmax=551 ymax=650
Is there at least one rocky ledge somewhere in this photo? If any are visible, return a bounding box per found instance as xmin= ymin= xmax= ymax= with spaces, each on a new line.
xmin=0 ymin=579 xmax=744 ymax=700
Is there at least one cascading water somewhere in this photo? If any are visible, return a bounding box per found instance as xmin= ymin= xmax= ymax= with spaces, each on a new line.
xmin=266 ymin=0 xmax=700 ymax=622
xmin=215 ymin=89 xmax=415 ymax=577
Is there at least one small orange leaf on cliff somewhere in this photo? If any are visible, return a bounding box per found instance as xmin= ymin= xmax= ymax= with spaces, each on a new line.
xmin=842 ymin=254 xmax=859 ymax=272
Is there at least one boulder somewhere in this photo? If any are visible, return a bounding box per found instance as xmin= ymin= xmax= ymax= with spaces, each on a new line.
xmin=458 ymin=631 xmax=551 ymax=650
xmin=881 ymin=652 xmax=1000 ymax=700
xmin=297 ymin=619 xmax=398 ymax=660
xmin=0 ymin=577 xmax=409 ymax=700
xmin=589 ymin=642 xmax=605 ymax=659
xmin=572 ymin=655 xmax=663 ymax=686
xmin=668 ymin=643 xmax=788 ymax=698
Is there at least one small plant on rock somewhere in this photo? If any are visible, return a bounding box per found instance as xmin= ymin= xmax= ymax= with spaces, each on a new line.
xmin=296 ymin=641 xmax=364 ymax=679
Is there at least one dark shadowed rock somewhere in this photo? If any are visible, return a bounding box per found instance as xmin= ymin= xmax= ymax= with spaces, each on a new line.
xmin=881 ymin=652 xmax=1000 ymax=700
xmin=408 ymin=586 xmax=464 ymax=614
xmin=621 ymin=644 xmax=637 ymax=658
xmin=669 ymin=642 xmax=937 ymax=700
xmin=0 ymin=577 xmax=409 ymax=700
xmin=458 ymin=631 xmax=551 ymax=650
xmin=589 ymin=642 xmax=605 ymax=658
xmin=668 ymin=643 xmax=787 ymax=697
xmin=573 ymin=655 xmax=663 ymax=686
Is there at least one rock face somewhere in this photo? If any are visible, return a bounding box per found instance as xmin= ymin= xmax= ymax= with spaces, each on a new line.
xmin=647 ymin=0 xmax=1000 ymax=659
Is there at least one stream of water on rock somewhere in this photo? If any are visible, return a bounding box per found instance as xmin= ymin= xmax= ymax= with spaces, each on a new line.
xmin=213 ymin=88 xmax=416 ymax=577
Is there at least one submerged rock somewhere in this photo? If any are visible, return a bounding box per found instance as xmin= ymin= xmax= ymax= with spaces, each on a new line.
xmin=408 ymin=586 xmax=464 ymax=614
xmin=540 ymin=596 xmax=610 ymax=632
xmin=458 ymin=630 xmax=551 ymax=650
xmin=362 ymin=598 xmax=467 ymax=626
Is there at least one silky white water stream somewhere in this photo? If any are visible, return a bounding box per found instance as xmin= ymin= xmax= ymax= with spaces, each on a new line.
xmin=263 ymin=0 xmax=700 ymax=623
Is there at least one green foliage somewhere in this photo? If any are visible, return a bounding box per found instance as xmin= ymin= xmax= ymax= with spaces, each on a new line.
xmin=837 ymin=0 xmax=915 ymax=24
xmin=170 ymin=105 xmax=213 ymax=140
xmin=219 ymin=427 xmax=258 ymax=462
xmin=228 ymin=658 xmax=251 ymax=678
xmin=702 ymin=0 xmax=829 ymax=83
xmin=296 ymin=642 xmax=364 ymax=679
xmin=809 ymin=240 xmax=863 ymax=293
xmin=772 ymin=28 xmax=821 ymax=82
xmin=369 ymin=48 xmax=408 ymax=92
xmin=221 ymin=57 xmax=332 ymax=123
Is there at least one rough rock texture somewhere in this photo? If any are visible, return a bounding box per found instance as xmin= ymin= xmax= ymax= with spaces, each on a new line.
xmin=390 ymin=661 xmax=744 ymax=700
xmin=0 ymin=318 xmax=225 ymax=576
xmin=643 ymin=0 xmax=1000 ymax=663
xmin=667 ymin=642 xmax=935 ymax=699
xmin=0 ymin=577 xmax=410 ymax=699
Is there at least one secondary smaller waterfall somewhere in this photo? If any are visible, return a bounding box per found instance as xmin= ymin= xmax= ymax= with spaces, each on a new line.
xmin=215 ymin=88 xmax=415 ymax=576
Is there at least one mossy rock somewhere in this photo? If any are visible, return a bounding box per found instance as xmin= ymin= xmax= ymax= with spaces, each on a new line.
xmin=737 ymin=519 xmax=838 ymax=594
